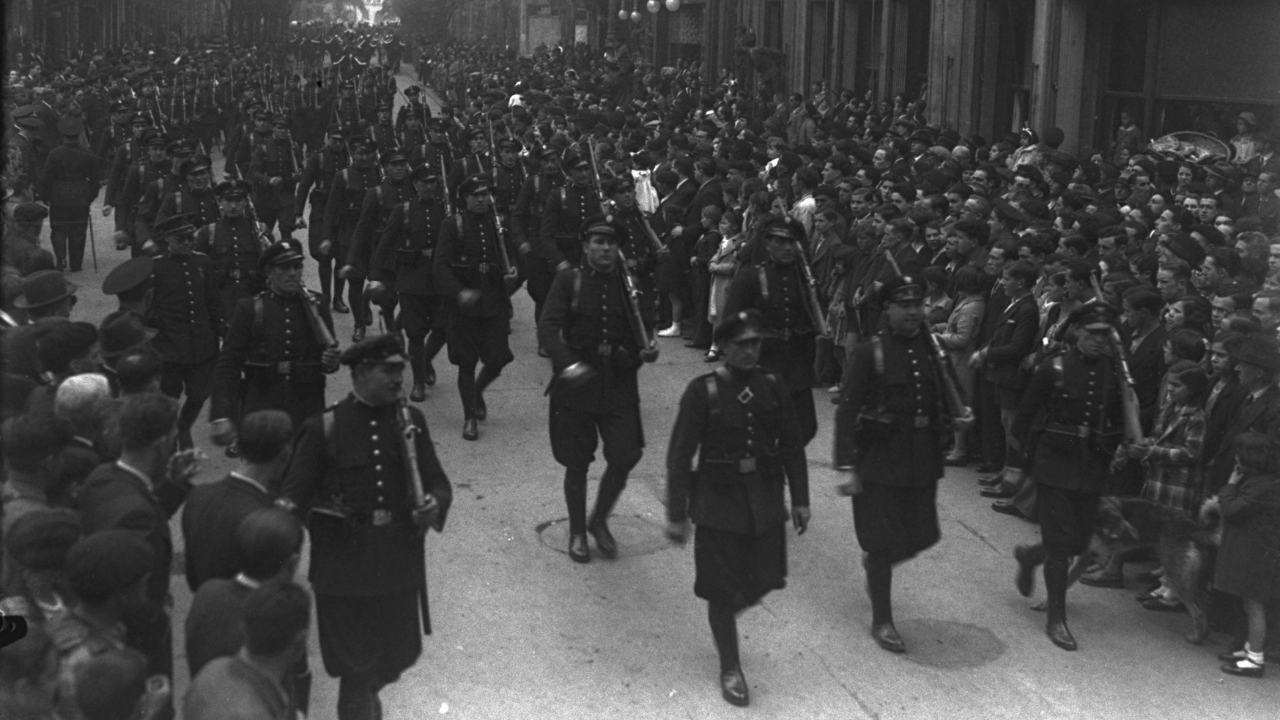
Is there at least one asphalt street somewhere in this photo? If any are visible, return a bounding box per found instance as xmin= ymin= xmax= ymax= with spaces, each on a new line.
xmin=47 ymin=66 xmax=1277 ymax=719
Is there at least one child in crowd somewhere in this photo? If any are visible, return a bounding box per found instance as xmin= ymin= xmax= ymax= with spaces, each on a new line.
xmin=706 ymin=209 xmax=741 ymax=361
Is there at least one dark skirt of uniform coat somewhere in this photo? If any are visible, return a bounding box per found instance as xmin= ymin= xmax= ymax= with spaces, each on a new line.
xmin=315 ymin=590 xmax=423 ymax=682
xmin=694 ymin=523 xmax=787 ymax=611
xmin=852 ymin=480 xmax=940 ymax=563
xmin=1035 ymin=484 xmax=1100 ymax=557
xmin=655 ymin=236 xmax=690 ymax=295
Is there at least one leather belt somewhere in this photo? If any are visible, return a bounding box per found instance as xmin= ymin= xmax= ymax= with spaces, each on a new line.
xmin=1045 ymin=422 xmax=1091 ymax=437
xmin=370 ymin=509 xmax=393 ymax=527
xmin=911 ymin=414 xmax=931 ymax=429
xmin=704 ymin=456 xmax=759 ymax=473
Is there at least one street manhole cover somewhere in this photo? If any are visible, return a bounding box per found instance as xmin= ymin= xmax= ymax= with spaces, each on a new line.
xmin=535 ymin=514 xmax=670 ymax=558
xmin=894 ymin=619 xmax=1005 ymax=668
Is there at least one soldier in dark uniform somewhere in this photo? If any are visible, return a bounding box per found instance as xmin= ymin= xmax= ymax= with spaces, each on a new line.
xmin=395 ymin=86 xmax=430 ymax=132
xmin=722 ymin=216 xmax=821 ymax=445
xmin=116 ymin=130 xmax=170 ymax=256
xmin=194 ymin=180 xmax=270 ymax=322
xmin=231 ymin=110 xmax=273 ymax=182
xmin=396 ymin=107 xmax=427 ymax=156
xmin=210 ymin=239 xmax=340 ymax=450
xmin=295 ymin=124 xmax=350 ymax=309
xmin=665 ymin=310 xmax=811 ymax=708
xmin=538 ymin=154 xmax=603 ymax=270
xmin=447 ymin=128 xmax=492 ymax=204
xmin=322 ymin=137 xmax=381 ymax=339
xmin=513 ymin=147 xmax=563 ymax=336
xmin=492 ymin=137 xmax=525 ymax=222
xmin=248 ymin=114 xmax=304 ymax=239
xmin=332 ymin=81 xmax=362 ymax=136
xmin=94 ymin=101 xmax=133 ymax=175
xmin=833 ymin=275 xmax=968 ymax=654
xmin=1010 ymin=302 xmax=1126 ymax=652
xmin=344 ymin=148 xmax=414 ymax=338
xmin=407 ymin=117 xmax=455 ymax=187
xmin=38 ymin=117 xmax=102 ymax=272
xmin=606 ymin=174 xmax=664 ymax=320
xmin=150 ymin=213 xmax=226 ymax=449
xmin=538 ymin=217 xmax=660 ymax=562
xmin=432 ymin=174 xmax=519 ymax=441
xmin=278 ymin=334 xmax=452 ymax=720
xmin=223 ymin=99 xmax=264 ymax=181
xmin=155 ymin=155 xmax=220 ymax=230
xmin=368 ymin=104 xmax=397 ymax=151
xmin=368 ymin=165 xmax=448 ymax=401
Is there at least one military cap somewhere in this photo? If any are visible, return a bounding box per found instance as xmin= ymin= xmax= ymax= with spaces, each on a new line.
xmin=879 ymin=274 xmax=927 ymax=304
xmin=13 ymin=202 xmax=49 ymax=224
xmin=426 ymin=117 xmax=446 ymax=130
xmin=561 ymin=154 xmax=590 ymax=172
xmin=98 ymin=311 xmax=158 ymax=358
xmin=4 ymin=508 xmax=82 ymax=572
xmin=459 ymin=174 xmax=493 ymax=196
xmin=14 ymin=269 xmax=77 ymax=310
xmin=15 ymin=109 xmax=44 ymax=129
xmin=1230 ymin=334 xmax=1280 ymax=371
xmin=1067 ymin=301 xmax=1120 ymax=332
xmin=65 ymin=530 xmax=156 ymax=600
xmin=247 ymin=99 xmax=266 ymax=110
xmin=129 ymin=112 xmax=152 ymax=125
xmin=166 ymin=140 xmax=194 ymax=156
xmin=110 ymin=101 xmax=132 ymax=113
xmin=538 ymin=146 xmax=559 ymax=162
xmin=144 ymin=130 xmax=168 ymax=148
xmin=326 ymin=124 xmax=345 ymax=138
xmin=582 ymin=215 xmax=621 ymax=242
xmin=713 ymin=309 xmax=767 ymax=345
xmin=497 ymin=137 xmax=521 ymax=151
xmin=152 ymin=213 xmax=197 ymax=238
xmin=57 ymin=117 xmax=84 ymax=137
xmin=760 ymin=215 xmax=806 ymax=243
xmin=339 ymin=333 xmax=408 ymax=367
xmin=348 ymin=136 xmax=374 ymax=152
xmin=380 ymin=148 xmax=408 ymax=165
xmin=272 ymin=114 xmax=290 ymax=127
xmin=252 ymin=110 xmax=269 ymax=122
xmin=260 ymin=239 xmax=305 ymax=269
xmin=214 ymin=179 xmax=251 ymax=199
xmin=409 ymin=165 xmax=439 ymax=183
xmin=178 ymin=155 xmax=213 ymax=176
xmin=404 ymin=85 xmax=421 ymax=97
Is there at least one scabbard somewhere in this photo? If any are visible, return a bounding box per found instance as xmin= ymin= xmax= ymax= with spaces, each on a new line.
xmin=419 ymin=586 xmax=431 ymax=636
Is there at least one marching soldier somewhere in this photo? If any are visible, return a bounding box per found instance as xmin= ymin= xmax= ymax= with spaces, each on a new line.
xmin=606 ymin=174 xmax=664 ymax=318
xmin=491 ymin=137 xmax=525 ymax=222
xmin=432 ymin=174 xmax=519 ymax=441
xmin=397 ymin=107 xmax=427 ymax=155
xmin=278 ymin=334 xmax=452 ymax=720
xmin=249 ymin=114 xmax=305 ymax=238
xmin=103 ymin=111 xmax=151 ymax=217
xmin=665 ymin=309 xmax=811 ymax=707
xmin=332 ymin=81 xmax=363 ymax=135
xmin=194 ymin=180 xmax=270 ymax=321
xmin=231 ymin=110 xmax=273 ymax=181
xmin=722 ymin=216 xmax=821 ymax=445
xmin=38 ymin=117 xmax=103 ymax=272
xmin=150 ymin=213 xmax=226 ymax=449
xmin=156 ymin=155 xmax=220 ymax=230
xmin=513 ymin=147 xmax=564 ymax=333
xmin=447 ymin=128 xmax=492 ymax=204
xmin=538 ymin=217 xmax=659 ymax=562
xmin=211 ymin=239 xmax=340 ymax=451
xmin=407 ymin=117 xmax=455 ymax=184
xmin=223 ymin=99 xmax=264 ymax=181
xmin=833 ymin=275 xmax=968 ymax=654
xmin=368 ymin=104 xmax=397 ymax=152
xmin=538 ymin=154 xmax=603 ymax=270
xmin=116 ymin=130 xmax=170 ymax=256
xmin=368 ymin=165 xmax=449 ymax=401
xmin=295 ymin=124 xmax=351 ymax=308
xmin=344 ymin=148 xmax=414 ymax=337
xmin=322 ymin=137 xmax=382 ymax=339
xmin=1011 ymin=302 xmax=1126 ymax=652
xmin=395 ymin=86 xmax=431 ymax=132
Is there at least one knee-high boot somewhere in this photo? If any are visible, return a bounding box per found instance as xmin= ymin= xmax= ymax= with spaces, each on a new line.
xmin=1044 ymin=556 xmax=1077 ymax=651
xmin=865 ymin=554 xmax=905 ymax=652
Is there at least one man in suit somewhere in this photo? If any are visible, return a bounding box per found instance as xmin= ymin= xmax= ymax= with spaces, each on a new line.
xmin=1120 ymin=286 xmax=1167 ymax=432
xmin=682 ymin=158 xmax=725 ymax=348
xmin=39 ymin=117 xmax=103 ymax=272
xmin=77 ymin=393 xmax=198 ymax=692
xmin=1202 ymin=335 xmax=1280 ymax=495
xmin=182 ymin=410 xmax=293 ymax=592
xmin=972 ymin=260 xmax=1040 ymax=503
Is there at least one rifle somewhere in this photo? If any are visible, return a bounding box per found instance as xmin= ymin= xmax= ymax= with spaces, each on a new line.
xmin=796 ymin=243 xmax=831 ymax=338
xmin=883 ymin=249 xmax=972 ymax=421
xmin=299 ymin=285 xmax=337 ymax=348
xmin=1108 ymin=328 xmax=1145 ymax=445
xmin=615 ymin=247 xmax=657 ymax=352
xmin=395 ymin=398 xmax=443 ymax=532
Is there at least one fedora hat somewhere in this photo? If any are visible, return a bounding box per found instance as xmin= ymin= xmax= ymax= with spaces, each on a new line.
xmin=98 ymin=312 xmax=158 ymax=358
xmin=13 ymin=270 xmax=78 ymax=310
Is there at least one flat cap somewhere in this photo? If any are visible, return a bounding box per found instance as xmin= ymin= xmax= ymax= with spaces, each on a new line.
xmin=65 ymin=530 xmax=156 ymax=600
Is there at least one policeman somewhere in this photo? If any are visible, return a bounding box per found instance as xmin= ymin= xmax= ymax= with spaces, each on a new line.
xmin=1010 ymin=302 xmax=1125 ymax=652
xmin=150 ymin=213 xmax=225 ymax=449
xmin=833 ymin=274 xmax=970 ymax=653
xmin=249 ymin=114 xmax=305 ymax=238
xmin=211 ymin=239 xmax=340 ymax=450
xmin=278 ymin=334 xmax=452 ymax=720
xmin=294 ymin=124 xmax=350 ymax=309
xmin=722 ymin=216 xmax=821 ymax=445
xmin=538 ymin=217 xmax=660 ymax=562
xmin=512 ymin=147 xmax=564 ymax=334
xmin=369 ymin=165 xmax=448 ymax=401
xmin=38 ymin=117 xmax=103 ymax=272
xmin=664 ymin=309 xmax=811 ymax=707
xmin=344 ymin=147 xmax=414 ymax=337
xmin=538 ymin=154 xmax=603 ymax=270
xmin=155 ymin=155 xmax=220 ymax=229
xmin=432 ymin=174 xmax=519 ymax=441
xmin=194 ymin=180 xmax=270 ymax=321
xmin=101 ymin=256 xmax=155 ymax=319
xmin=322 ymin=136 xmax=382 ymax=340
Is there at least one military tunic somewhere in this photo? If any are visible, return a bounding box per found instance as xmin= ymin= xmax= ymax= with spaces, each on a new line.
xmin=371 ymin=196 xmax=447 ymax=340
xmin=294 ymin=145 xmax=349 ymax=259
xmin=249 ymin=137 xmax=304 ymax=236
xmin=194 ymin=216 xmax=268 ymax=321
xmin=322 ymin=165 xmax=381 ymax=258
xmin=432 ymin=211 xmax=517 ymax=369
xmin=539 ymin=184 xmax=603 ymax=268
xmin=666 ymin=367 xmax=810 ymax=609
xmin=279 ymin=394 xmax=452 ymax=679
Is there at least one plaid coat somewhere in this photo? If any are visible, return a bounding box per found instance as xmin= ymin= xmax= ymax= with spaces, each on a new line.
xmin=1128 ymin=403 xmax=1207 ymax=515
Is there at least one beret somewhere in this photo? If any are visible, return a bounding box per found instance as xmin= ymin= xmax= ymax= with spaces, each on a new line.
xmin=65 ymin=530 xmax=156 ymax=599
xmin=4 ymin=508 xmax=82 ymax=572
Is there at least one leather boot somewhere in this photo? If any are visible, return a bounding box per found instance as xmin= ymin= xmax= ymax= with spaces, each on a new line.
xmin=1014 ymin=544 xmax=1047 ymax=598
xmin=865 ymin=556 xmax=905 ymax=653
xmin=291 ymin=667 xmax=312 ymax=717
xmin=1044 ymin=557 xmax=1077 ymax=651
